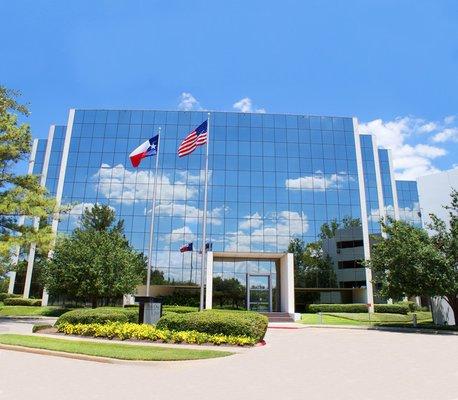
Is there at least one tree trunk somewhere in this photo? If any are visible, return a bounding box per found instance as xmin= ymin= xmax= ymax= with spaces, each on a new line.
xmin=445 ymin=295 xmax=458 ymax=325
xmin=91 ymin=297 xmax=98 ymax=308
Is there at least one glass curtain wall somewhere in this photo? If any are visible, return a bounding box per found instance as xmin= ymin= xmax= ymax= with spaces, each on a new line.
xmin=34 ymin=110 xmax=373 ymax=307
xmin=378 ymin=149 xmax=396 ymax=219
xmin=396 ymin=180 xmax=422 ymax=227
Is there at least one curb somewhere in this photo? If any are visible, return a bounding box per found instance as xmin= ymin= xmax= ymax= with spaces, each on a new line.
xmin=301 ymin=324 xmax=458 ymax=335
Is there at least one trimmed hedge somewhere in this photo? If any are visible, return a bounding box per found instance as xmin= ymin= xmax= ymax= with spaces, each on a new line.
xmin=156 ymin=310 xmax=268 ymax=341
xmin=3 ymin=298 xmax=42 ymax=306
xmin=58 ymin=322 xmax=257 ymax=346
xmin=0 ymin=293 xmax=21 ymax=302
xmin=306 ymin=303 xmax=409 ymax=315
xmin=56 ymin=307 xmax=139 ymax=326
xmin=374 ymin=304 xmax=409 ymax=315
xmin=163 ymin=305 xmax=199 ymax=314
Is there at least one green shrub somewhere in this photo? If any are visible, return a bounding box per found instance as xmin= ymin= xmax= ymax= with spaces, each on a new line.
xmin=57 ymin=307 xmax=140 ymax=325
xmin=307 ymin=304 xmax=369 ymax=313
xmin=3 ymin=298 xmax=42 ymax=306
xmin=32 ymin=324 xmax=53 ymax=333
xmin=374 ymin=304 xmax=409 ymax=315
xmin=41 ymin=308 xmax=73 ymax=317
xmin=57 ymin=322 xmax=256 ymax=346
xmin=306 ymin=303 xmax=409 ymax=315
xmin=0 ymin=293 xmax=21 ymax=302
xmin=156 ymin=310 xmax=268 ymax=341
xmin=57 ymin=308 xmax=129 ymax=326
xmin=163 ymin=305 xmax=198 ymax=314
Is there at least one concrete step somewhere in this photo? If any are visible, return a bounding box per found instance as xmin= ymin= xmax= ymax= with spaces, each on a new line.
xmin=261 ymin=312 xmax=295 ymax=322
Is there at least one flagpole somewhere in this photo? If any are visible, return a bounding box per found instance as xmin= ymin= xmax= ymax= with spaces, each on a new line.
xmin=146 ymin=127 xmax=162 ymax=297
xmin=199 ymin=114 xmax=210 ymax=311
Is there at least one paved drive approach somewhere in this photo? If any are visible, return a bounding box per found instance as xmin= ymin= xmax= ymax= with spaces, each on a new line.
xmin=0 ymin=322 xmax=457 ymax=400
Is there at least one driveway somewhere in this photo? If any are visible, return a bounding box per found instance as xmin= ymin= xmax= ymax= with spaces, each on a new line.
xmin=0 ymin=324 xmax=457 ymax=400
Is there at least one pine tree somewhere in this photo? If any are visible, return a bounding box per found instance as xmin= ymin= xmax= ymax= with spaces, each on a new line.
xmin=0 ymin=86 xmax=56 ymax=274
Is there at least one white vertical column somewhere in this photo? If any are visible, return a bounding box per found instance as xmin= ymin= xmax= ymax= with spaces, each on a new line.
xmin=42 ymin=110 xmax=75 ymax=306
xmin=22 ymin=139 xmax=39 ymax=298
xmin=24 ymin=127 xmax=55 ymax=298
xmin=371 ymin=136 xmax=387 ymax=242
xmin=280 ymin=253 xmax=295 ymax=314
xmin=387 ymin=149 xmax=400 ymax=220
xmin=205 ymin=251 xmax=213 ymax=309
xmin=353 ymin=118 xmax=374 ymax=313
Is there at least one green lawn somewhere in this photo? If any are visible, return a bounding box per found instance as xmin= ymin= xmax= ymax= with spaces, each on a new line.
xmin=0 ymin=334 xmax=232 ymax=361
xmin=301 ymin=312 xmax=433 ymax=326
xmin=0 ymin=306 xmax=69 ymax=317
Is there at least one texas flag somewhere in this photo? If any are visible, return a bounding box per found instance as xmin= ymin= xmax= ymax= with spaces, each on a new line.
xmin=129 ymin=135 xmax=159 ymax=167
xmin=180 ymin=242 xmax=193 ymax=253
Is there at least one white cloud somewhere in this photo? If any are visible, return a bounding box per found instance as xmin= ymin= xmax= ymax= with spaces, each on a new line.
xmin=285 ymin=174 xmax=351 ymax=191
xmin=164 ymin=226 xmax=195 ymax=243
xmin=178 ymin=92 xmax=201 ymax=111
xmin=239 ymin=212 xmax=263 ymax=230
xmin=155 ymin=203 xmax=225 ymax=225
xmin=444 ymin=115 xmax=456 ymax=125
xmin=226 ymin=211 xmax=308 ymax=251
xmin=432 ymin=128 xmax=458 ymax=143
xmin=94 ymin=164 xmax=198 ymax=205
xmin=417 ymin=122 xmax=437 ymax=134
xmin=232 ymin=97 xmax=266 ymax=114
xmin=359 ymin=117 xmax=447 ymax=180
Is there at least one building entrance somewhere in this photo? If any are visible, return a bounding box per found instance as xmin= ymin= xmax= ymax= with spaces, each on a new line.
xmin=247 ymin=274 xmax=272 ymax=312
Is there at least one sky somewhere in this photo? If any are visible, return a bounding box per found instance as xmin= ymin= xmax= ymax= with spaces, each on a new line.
xmin=1 ymin=0 xmax=457 ymax=180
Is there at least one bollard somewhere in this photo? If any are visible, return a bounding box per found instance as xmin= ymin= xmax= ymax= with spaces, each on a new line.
xmin=412 ymin=313 xmax=417 ymax=328
xmin=319 ymin=312 xmax=323 ymax=324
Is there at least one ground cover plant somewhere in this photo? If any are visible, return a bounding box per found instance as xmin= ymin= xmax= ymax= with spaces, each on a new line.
xmin=57 ymin=322 xmax=257 ymax=346
xmin=0 ymin=334 xmax=231 ymax=360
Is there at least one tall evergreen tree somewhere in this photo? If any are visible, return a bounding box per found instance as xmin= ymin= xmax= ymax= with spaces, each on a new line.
xmin=0 ymin=86 xmax=56 ymax=283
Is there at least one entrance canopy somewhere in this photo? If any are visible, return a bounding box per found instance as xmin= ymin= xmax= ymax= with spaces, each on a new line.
xmin=205 ymin=251 xmax=295 ymax=314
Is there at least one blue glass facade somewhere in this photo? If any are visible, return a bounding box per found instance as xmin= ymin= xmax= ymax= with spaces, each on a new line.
xmin=359 ymin=135 xmax=381 ymax=233
xmin=25 ymin=109 xmax=423 ymax=305
xmin=378 ymin=149 xmax=396 ymax=219
xmin=396 ymin=180 xmax=422 ymax=227
xmin=50 ymin=110 xmax=362 ymax=285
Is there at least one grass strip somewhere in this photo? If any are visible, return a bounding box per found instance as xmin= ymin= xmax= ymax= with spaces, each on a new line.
xmin=0 ymin=334 xmax=232 ymax=361
xmin=0 ymin=306 xmax=69 ymax=317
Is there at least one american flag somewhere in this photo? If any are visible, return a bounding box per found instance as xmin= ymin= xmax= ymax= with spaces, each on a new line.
xmin=177 ymin=120 xmax=208 ymax=157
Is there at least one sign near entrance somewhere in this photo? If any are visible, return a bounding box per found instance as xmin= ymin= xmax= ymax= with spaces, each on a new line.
xmin=144 ymin=302 xmax=162 ymax=324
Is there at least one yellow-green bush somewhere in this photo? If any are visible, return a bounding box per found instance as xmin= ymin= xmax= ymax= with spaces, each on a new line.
xmin=57 ymin=322 xmax=256 ymax=346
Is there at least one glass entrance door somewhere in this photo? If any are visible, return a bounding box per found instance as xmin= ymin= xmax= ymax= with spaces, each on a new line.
xmin=247 ymin=274 xmax=272 ymax=312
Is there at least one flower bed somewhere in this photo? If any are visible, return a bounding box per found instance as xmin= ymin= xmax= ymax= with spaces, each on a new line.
xmin=57 ymin=322 xmax=257 ymax=346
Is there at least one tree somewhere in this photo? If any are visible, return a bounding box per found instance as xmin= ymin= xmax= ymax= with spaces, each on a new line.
xmin=0 ymin=86 xmax=56 ymax=256
xmin=43 ymin=204 xmax=146 ymax=307
xmin=368 ymin=216 xmax=458 ymax=323
xmin=428 ymin=190 xmax=458 ymax=322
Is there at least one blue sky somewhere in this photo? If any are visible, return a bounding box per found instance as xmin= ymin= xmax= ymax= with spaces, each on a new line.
xmin=1 ymin=0 xmax=457 ymax=179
